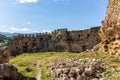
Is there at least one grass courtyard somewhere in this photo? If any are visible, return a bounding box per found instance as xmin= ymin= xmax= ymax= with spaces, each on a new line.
xmin=10 ymin=52 xmax=120 ymax=80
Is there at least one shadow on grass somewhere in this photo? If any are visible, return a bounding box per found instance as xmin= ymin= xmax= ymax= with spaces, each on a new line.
xmin=0 ymin=71 xmax=36 ymax=80
xmin=18 ymin=73 xmax=37 ymax=80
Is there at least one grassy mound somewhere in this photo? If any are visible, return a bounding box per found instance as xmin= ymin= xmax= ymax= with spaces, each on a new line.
xmin=10 ymin=52 xmax=120 ymax=80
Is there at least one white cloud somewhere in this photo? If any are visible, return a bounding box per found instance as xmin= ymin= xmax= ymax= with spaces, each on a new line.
xmin=42 ymin=30 xmax=51 ymax=33
xmin=16 ymin=0 xmax=38 ymax=3
xmin=0 ymin=25 xmax=39 ymax=33
xmin=11 ymin=26 xmax=30 ymax=32
xmin=0 ymin=25 xmax=9 ymax=32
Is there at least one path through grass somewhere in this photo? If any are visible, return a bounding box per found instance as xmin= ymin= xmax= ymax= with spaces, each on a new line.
xmin=10 ymin=52 xmax=120 ymax=80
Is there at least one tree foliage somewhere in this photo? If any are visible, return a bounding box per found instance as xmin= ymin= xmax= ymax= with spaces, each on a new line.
xmin=0 ymin=34 xmax=11 ymax=46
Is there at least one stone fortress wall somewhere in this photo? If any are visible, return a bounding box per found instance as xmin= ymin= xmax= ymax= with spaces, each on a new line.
xmin=1 ymin=0 xmax=120 ymax=79
xmin=99 ymin=0 xmax=120 ymax=55
xmin=9 ymin=27 xmax=100 ymax=56
xmin=7 ymin=0 xmax=120 ymax=56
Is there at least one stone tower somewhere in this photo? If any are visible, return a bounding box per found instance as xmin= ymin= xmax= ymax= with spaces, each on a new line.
xmin=99 ymin=0 xmax=120 ymax=55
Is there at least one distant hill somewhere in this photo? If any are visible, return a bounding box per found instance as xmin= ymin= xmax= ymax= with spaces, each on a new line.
xmin=0 ymin=32 xmax=18 ymax=37
xmin=0 ymin=34 xmax=11 ymax=46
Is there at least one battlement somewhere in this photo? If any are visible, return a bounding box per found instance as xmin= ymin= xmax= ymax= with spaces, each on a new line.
xmin=14 ymin=32 xmax=52 ymax=39
xmin=9 ymin=27 xmax=100 ymax=56
xmin=14 ymin=27 xmax=99 ymax=39
xmin=13 ymin=28 xmax=68 ymax=39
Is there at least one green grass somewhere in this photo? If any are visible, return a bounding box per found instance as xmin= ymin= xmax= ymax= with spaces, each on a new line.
xmin=10 ymin=52 xmax=120 ymax=80
xmin=0 ymin=34 xmax=11 ymax=46
xmin=0 ymin=47 xmax=3 ymax=51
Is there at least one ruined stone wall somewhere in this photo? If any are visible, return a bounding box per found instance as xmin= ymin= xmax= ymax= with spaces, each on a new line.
xmin=99 ymin=0 xmax=120 ymax=55
xmin=69 ymin=27 xmax=100 ymax=52
xmin=9 ymin=27 xmax=100 ymax=56
xmin=0 ymin=48 xmax=19 ymax=80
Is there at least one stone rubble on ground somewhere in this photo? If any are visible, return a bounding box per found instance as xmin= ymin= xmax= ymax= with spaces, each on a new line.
xmin=0 ymin=63 xmax=18 ymax=80
xmin=46 ymin=58 xmax=106 ymax=80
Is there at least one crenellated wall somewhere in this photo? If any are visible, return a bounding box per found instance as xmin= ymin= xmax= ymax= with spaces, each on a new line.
xmin=9 ymin=27 xmax=100 ymax=56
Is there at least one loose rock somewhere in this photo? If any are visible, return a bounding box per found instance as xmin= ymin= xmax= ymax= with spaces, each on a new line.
xmin=47 ymin=58 xmax=106 ymax=80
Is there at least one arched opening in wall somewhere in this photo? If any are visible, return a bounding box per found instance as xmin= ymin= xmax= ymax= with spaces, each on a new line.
xmin=25 ymin=42 xmax=27 ymax=45
xmin=16 ymin=47 xmax=18 ymax=49
xmin=33 ymin=39 xmax=36 ymax=42
xmin=32 ymin=43 xmax=37 ymax=47
xmin=78 ymin=34 xmax=81 ymax=38
xmin=86 ymin=34 xmax=90 ymax=38
xmin=23 ymin=46 xmax=27 ymax=52
xmin=40 ymin=38 xmax=43 ymax=40
xmin=49 ymin=35 xmax=51 ymax=39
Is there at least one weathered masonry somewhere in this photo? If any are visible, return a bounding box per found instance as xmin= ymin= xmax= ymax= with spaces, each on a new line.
xmin=9 ymin=27 xmax=100 ymax=55
xmin=99 ymin=0 xmax=120 ymax=55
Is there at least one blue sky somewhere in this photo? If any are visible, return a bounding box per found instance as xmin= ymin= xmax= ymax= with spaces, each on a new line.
xmin=0 ymin=0 xmax=108 ymax=33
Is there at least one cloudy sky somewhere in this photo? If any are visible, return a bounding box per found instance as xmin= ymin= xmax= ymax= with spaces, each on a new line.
xmin=0 ymin=0 xmax=108 ymax=33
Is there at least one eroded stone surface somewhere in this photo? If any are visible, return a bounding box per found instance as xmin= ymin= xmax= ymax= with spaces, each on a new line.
xmin=0 ymin=48 xmax=10 ymax=64
xmin=0 ymin=49 xmax=19 ymax=80
xmin=0 ymin=63 xmax=19 ymax=80
xmin=99 ymin=0 xmax=120 ymax=55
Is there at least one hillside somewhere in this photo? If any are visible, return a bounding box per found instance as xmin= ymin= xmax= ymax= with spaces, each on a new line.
xmin=0 ymin=34 xmax=11 ymax=46
xmin=10 ymin=52 xmax=120 ymax=80
xmin=0 ymin=32 xmax=18 ymax=37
